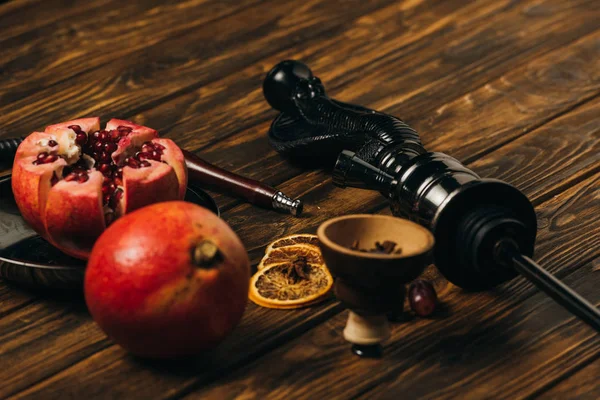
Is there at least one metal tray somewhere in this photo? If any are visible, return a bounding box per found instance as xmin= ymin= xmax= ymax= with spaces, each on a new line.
xmin=0 ymin=175 xmax=219 ymax=290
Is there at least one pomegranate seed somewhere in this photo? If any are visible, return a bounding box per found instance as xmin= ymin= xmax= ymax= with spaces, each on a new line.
xmin=140 ymin=161 xmax=151 ymax=167
xmin=48 ymin=140 xmax=58 ymax=147
xmin=75 ymin=133 xmax=87 ymax=146
xmin=114 ymin=177 xmax=123 ymax=186
xmin=98 ymin=163 xmax=111 ymax=174
xmin=141 ymin=144 xmax=153 ymax=152
xmin=151 ymin=151 xmax=161 ymax=160
xmin=103 ymin=176 xmax=112 ymax=184
xmin=94 ymin=141 xmax=103 ymax=151
xmin=68 ymin=125 xmax=83 ymax=133
xmin=117 ymin=126 xmax=132 ymax=132
xmin=92 ymin=131 xmax=101 ymax=139
xmin=64 ymin=173 xmax=77 ymax=182
xmin=125 ymin=157 xmax=140 ymax=168
xmin=136 ymin=152 xmax=150 ymax=161
xmin=103 ymin=194 xmax=111 ymax=205
xmin=99 ymin=131 xmax=109 ymax=141
xmin=100 ymin=152 xmax=112 ymax=163
xmin=104 ymin=142 xmax=117 ymax=153
xmin=102 ymin=182 xmax=116 ymax=195
xmin=44 ymin=154 xmax=58 ymax=163
xmin=37 ymin=152 xmax=48 ymax=160
xmin=154 ymin=143 xmax=165 ymax=150
xmin=109 ymin=130 xmax=120 ymax=141
xmin=77 ymin=174 xmax=89 ymax=183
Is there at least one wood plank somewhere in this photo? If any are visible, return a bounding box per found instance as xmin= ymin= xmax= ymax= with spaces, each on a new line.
xmin=0 ymin=284 xmax=37 ymax=318
xmin=209 ymin=32 xmax=600 ymax=251
xmin=0 ymin=0 xmax=262 ymax=105
xmin=0 ymin=298 xmax=111 ymax=399
xmin=6 ymin=103 xmax=599 ymax=399
xmin=360 ymin=270 xmax=600 ymax=398
xmin=133 ymin=4 xmax=600 ymax=213
xmin=0 ymin=0 xmax=404 ymax=136
xmin=538 ymin=356 xmax=600 ymax=399
xmin=129 ymin=0 xmax=600 ymax=162
xmin=3 ymin=12 xmax=600 ymax=397
xmin=15 ymin=171 xmax=598 ymax=400
xmin=0 ymin=0 xmax=113 ymax=42
xmin=1 ymin=1 xmax=599 ymax=396
xmin=177 ymin=175 xmax=600 ymax=399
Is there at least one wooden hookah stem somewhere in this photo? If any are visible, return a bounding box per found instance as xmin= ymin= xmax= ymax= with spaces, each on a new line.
xmin=183 ymin=150 xmax=303 ymax=216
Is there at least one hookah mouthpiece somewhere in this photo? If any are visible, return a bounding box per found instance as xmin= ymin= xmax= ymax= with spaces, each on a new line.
xmin=263 ymin=60 xmax=600 ymax=333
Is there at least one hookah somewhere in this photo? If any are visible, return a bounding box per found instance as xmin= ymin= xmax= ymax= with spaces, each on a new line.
xmin=262 ymin=59 xmax=600 ymax=336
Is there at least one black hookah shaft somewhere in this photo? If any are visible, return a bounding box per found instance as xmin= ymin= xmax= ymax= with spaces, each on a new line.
xmin=335 ymin=152 xmax=600 ymax=332
xmin=262 ymin=59 xmax=600 ymax=333
xmin=498 ymin=241 xmax=600 ymax=331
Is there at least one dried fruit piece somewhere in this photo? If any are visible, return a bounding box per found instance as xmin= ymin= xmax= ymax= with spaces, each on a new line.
xmin=250 ymin=233 xmax=331 ymax=309
xmin=11 ymin=117 xmax=188 ymax=259
xmin=408 ymin=279 xmax=437 ymax=317
xmin=249 ymin=258 xmax=333 ymax=309
xmin=266 ymin=234 xmax=320 ymax=252
xmin=258 ymin=244 xmax=324 ymax=270
xmin=349 ymin=240 xmax=403 ymax=254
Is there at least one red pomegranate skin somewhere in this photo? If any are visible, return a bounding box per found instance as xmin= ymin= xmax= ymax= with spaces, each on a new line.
xmin=85 ymin=201 xmax=250 ymax=358
xmin=11 ymin=118 xmax=187 ymax=259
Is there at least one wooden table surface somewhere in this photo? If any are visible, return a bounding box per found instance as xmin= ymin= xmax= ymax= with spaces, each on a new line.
xmin=1 ymin=0 xmax=599 ymax=398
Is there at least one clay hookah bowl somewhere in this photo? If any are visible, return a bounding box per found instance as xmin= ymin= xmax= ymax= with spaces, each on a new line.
xmin=317 ymin=214 xmax=434 ymax=354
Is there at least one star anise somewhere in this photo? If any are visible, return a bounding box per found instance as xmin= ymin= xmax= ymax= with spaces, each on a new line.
xmin=284 ymin=256 xmax=310 ymax=283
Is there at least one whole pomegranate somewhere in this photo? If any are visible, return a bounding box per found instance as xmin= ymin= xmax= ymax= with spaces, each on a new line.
xmin=85 ymin=201 xmax=250 ymax=359
xmin=11 ymin=118 xmax=187 ymax=259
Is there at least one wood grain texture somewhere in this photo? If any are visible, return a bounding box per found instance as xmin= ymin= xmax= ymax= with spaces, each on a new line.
xmin=178 ymin=174 xmax=600 ymax=400
xmin=0 ymin=0 xmax=259 ymax=105
xmin=135 ymin=3 xmax=600 ymax=213
xmin=215 ymin=27 xmax=600 ymax=258
xmin=0 ymin=0 xmax=401 ymax=138
xmin=7 ymin=88 xmax=600 ymax=399
xmin=0 ymin=0 xmax=112 ymax=42
xmin=1 ymin=0 xmax=599 ymax=398
xmin=538 ymin=355 xmax=600 ymax=399
xmin=129 ymin=0 xmax=600 ymax=155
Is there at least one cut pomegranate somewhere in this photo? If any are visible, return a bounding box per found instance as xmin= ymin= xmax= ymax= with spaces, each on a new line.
xmin=12 ymin=117 xmax=188 ymax=259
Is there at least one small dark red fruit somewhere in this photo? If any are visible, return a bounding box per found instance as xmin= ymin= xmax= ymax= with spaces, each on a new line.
xmin=408 ymin=279 xmax=437 ymax=317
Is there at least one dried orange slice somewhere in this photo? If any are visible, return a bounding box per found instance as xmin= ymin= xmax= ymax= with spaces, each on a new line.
xmin=258 ymin=244 xmax=324 ymax=270
xmin=249 ymin=260 xmax=333 ymax=309
xmin=266 ymin=234 xmax=320 ymax=252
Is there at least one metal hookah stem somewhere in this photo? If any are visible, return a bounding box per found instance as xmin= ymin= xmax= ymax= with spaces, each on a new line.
xmin=505 ymin=247 xmax=600 ymax=332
